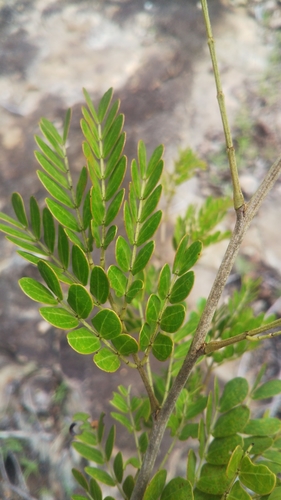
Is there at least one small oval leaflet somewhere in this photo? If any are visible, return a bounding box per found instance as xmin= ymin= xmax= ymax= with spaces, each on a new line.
xmin=67 ymin=327 xmax=100 ymax=354
xmin=40 ymin=307 xmax=79 ymax=330
xmin=19 ymin=277 xmax=58 ymax=305
xmin=67 ymin=284 xmax=93 ymax=319
xmin=160 ymin=304 xmax=185 ymax=333
xmin=92 ymin=309 xmax=122 ymax=339
xmin=94 ymin=348 xmax=121 ymax=373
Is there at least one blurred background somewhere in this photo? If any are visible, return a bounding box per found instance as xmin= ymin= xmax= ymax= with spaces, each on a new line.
xmin=0 ymin=0 xmax=281 ymax=498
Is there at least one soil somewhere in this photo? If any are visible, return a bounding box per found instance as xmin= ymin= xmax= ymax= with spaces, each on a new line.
xmin=0 ymin=0 xmax=281 ymax=498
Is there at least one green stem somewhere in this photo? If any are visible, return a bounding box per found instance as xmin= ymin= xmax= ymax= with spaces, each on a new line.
xmin=200 ymin=0 xmax=244 ymax=210
xmin=205 ymin=318 xmax=281 ymax=354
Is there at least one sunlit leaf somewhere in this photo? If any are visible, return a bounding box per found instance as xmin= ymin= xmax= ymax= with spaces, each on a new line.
xmin=37 ymin=171 xmax=74 ymax=208
xmin=67 ymin=284 xmax=93 ymax=318
xmin=67 ymin=327 xmax=100 ymax=354
xmin=40 ymin=307 xmax=79 ymax=329
xmin=19 ymin=277 xmax=57 ymax=305
xmin=132 ymin=241 xmax=155 ymax=275
xmin=136 ymin=211 xmax=162 ymax=247
xmin=116 ymin=235 xmax=132 ymax=272
xmin=108 ymin=265 xmax=127 ymax=297
xmin=38 ymin=260 xmax=63 ymax=300
xmin=92 ymin=309 xmax=122 ymax=339
xmin=94 ymin=348 xmax=120 ymax=372
xmin=239 ymin=455 xmax=276 ymax=495
xmin=90 ymin=266 xmax=110 ymax=304
xmin=46 ymin=198 xmax=80 ymax=231
xmin=169 ymin=271 xmax=194 ymax=304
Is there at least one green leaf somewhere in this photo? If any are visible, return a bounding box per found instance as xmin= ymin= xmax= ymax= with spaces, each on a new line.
xmin=198 ymin=419 xmax=205 ymax=459
xmin=72 ymin=495 xmax=88 ymax=500
xmin=67 ymin=284 xmax=93 ymax=319
xmin=35 ymin=135 xmax=66 ymax=172
xmin=178 ymin=241 xmax=203 ymax=276
xmin=124 ymin=201 xmax=134 ymax=245
xmin=131 ymin=160 xmax=141 ymax=198
xmin=40 ymin=117 xmax=63 ymax=147
xmin=140 ymin=185 xmax=162 ymax=223
xmin=40 ymin=123 xmax=64 ymax=158
xmin=226 ymin=445 xmax=244 ymax=479
xmin=213 ymin=406 xmax=250 ymax=438
xmin=67 ymin=328 xmax=100 ymax=354
xmin=206 ymin=392 xmax=213 ymax=435
xmin=136 ymin=210 xmax=162 ymax=247
xmin=72 ymin=245 xmax=89 ymax=285
xmin=102 ymin=100 xmax=119 ymax=140
xmin=129 ymin=182 xmax=138 ymax=221
xmin=158 ymin=264 xmax=171 ymax=300
xmin=58 ymin=225 xmax=69 ymax=269
xmin=115 ymin=235 xmax=132 ymax=272
xmin=243 ymin=418 xmax=281 ymax=436
xmin=19 ymin=277 xmax=58 ymax=305
xmin=104 ymin=225 xmax=117 ymax=249
xmin=160 ymin=304 xmax=185 ymax=333
xmin=89 ymin=479 xmax=102 ymax=500
xmin=98 ymin=87 xmax=113 ymax=122
xmin=85 ymin=467 xmax=115 ymax=487
xmin=185 ymin=396 xmax=208 ymax=420
xmin=197 ymin=464 xmax=231 ymax=495
xmin=72 ymin=443 xmax=104 ymax=465
xmin=108 ymin=265 xmax=127 ymax=297
xmin=105 ymin=133 xmax=125 ymax=177
xmin=243 ymin=436 xmax=273 ymax=455
xmin=239 ymin=455 xmax=276 ymax=495
xmin=126 ymin=279 xmax=143 ymax=303
xmin=94 ymin=348 xmax=120 ymax=372
xmin=169 ymin=271 xmax=194 ymax=304
xmin=83 ymin=88 xmax=99 ymax=123
xmin=105 ymin=157 xmax=126 ymax=201
xmin=252 ymin=380 xmax=281 ymax=400
xmin=173 ymin=234 xmax=189 ymax=275
xmin=0 ymin=211 xmax=25 ymax=229
xmin=179 ymin=423 xmax=198 ymax=440
xmin=268 ymin=487 xmax=281 ymax=500
xmin=76 ymin=167 xmax=88 ymax=207
xmin=187 ymin=449 xmax=197 ymax=486
xmin=0 ymin=223 xmax=34 ymax=241
xmin=113 ymin=451 xmax=123 ymax=483
xmin=139 ymin=323 xmax=154 ymax=351
xmin=81 ymin=119 xmax=100 ymax=158
xmin=111 ymin=390 xmax=129 ymax=412
xmin=37 ymin=171 xmax=74 ymax=208
xmin=219 ymin=377 xmax=249 ymax=412
xmin=72 ymin=468 xmax=88 ymax=492
xmin=105 ymin=425 xmax=115 ymax=461
xmin=111 ymin=412 xmax=133 ymax=432
xmin=91 ymin=222 xmax=101 ymax=248
xmin=132 ymin=241 xmax=155 ymax=275
xmin=123 ymin=475 xmax=135 ymax=499
xmin=43 ymin=207 xmax=55 ymax=252
xmin=92 ymin=309 xmax=122 ymax=339
xmin=38 ymin=260 xmax=63 ymax=300
xmin=143 ymin=469 xmax=167 ymax=500
xmin=103 ymin=114 xmax=124 ymax=158
xmin=143 ymin=160 xmax=163 ymax=199
xmin=139 ymin=432 xmax=149 ymax=454
xmin=105 ymin=189 xmax=125 ymax=226
xmin=63 ymin=108 xmax=72 ymax=144
xmin=138 ymin=140 xmax=147 ymax=179
xmin=40 ymin=307 xmax=79 ymax=329
xmin=146 ymin=294 xmax=161 ymax=323
xmin=227 ymin=481 xmax=251 ymax=500
xmin=90 ymin=183 xmax=105 ymax=226
xmin=160 ymin=477 xmax=193 ymax=500
xmin=30 ymin=196 xmax=41 ymax=239
xmin=90 ymin=266 xmax=110 ymax=304
xmin=152 ymin=333 xmax=173 ymax=361
xmin=6 ymin=236 xmax=48 ymax=255
xmin=206 ymin=435 xmax=243 ymax=465
xmin=111 ymin=334 xmax=138 ymax=355
xmin=11 ymin=192 xmax=28 ymax=227
xmin=46 ymin=198 xmax=80 ymax=231
xmin=65 ymin=228 xmax=85 ymax=250
xmin=35 ymin=151 xmax=69 ymax=188
xmin=97 ymin=413 xmax=105 ymax=443
xmin=147 ymin=144 xmax=164 ymax=177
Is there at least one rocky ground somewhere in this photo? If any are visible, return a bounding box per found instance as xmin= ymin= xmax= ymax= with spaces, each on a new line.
xmin=0 ymin=0 xmax=281 ymax=498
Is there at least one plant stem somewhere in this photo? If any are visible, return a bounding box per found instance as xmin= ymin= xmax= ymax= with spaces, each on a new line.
xmin=130 ymin=153 xmax=281 ymax=500
xmin=200 ymin=0 xmax=244 ymax=210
